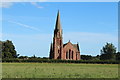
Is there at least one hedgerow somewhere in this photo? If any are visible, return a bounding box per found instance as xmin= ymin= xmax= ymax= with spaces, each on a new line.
xmin=2 ymin=58 xmax=119 ymax=64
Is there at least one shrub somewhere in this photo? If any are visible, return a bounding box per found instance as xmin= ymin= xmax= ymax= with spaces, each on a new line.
xmin=2 ymin=58 xmax=119 ymax=64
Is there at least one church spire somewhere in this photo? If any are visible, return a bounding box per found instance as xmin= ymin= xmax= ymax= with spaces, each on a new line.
xmin=54 ymin=10 xmax=62 ymax=36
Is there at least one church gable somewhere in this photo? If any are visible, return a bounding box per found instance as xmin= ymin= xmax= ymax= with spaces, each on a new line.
xmin=63 ymin=42 xmax=79 ymax=52
xmin=63 ymin=42 xmax=77 ymax=52
xmin=62 ymin=41 xmax=80 ymax=60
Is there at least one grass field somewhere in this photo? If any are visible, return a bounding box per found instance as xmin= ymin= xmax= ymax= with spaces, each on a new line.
xmin=2 ymin=63 xmax=118 ymax=78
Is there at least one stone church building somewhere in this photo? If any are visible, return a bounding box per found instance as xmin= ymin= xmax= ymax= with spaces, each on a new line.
xmin=49 ymin=11 xmax=80 ymax=60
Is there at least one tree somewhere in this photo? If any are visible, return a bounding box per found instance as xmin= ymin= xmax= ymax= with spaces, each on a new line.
xmin=100 ymin=42 xmax=116 ymax=60
xmin=0 ymin=41 xmax=2 ymax=59
xmin=19 ymin=56 xmax=28 ymax=59
xmin=2 ymin=40 xmax=18 ymax=58
xmin=30 ymin=54 xmax=37 ymax=59
xmin=81 ymin=55 xmax=92 ymax=60
xmin=116 ymin=52 xmax=120 ymax=60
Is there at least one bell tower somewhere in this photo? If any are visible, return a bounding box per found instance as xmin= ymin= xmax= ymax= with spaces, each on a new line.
xmin=53 ymin=10 xmax=63 ymax=59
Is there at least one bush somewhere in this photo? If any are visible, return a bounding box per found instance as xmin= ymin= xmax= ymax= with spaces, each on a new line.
xmin=2 ymin=58 xmax=119 ymax=64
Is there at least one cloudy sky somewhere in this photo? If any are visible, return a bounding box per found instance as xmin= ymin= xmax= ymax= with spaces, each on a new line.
xmin=1 ymin=2 xmax=118 ymax=57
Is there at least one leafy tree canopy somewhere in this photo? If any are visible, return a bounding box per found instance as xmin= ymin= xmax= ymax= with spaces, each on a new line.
xmin=100 ymin=42 xmax=116 ymax=60
xmin=1 ymin=40 xmax=18 ymax=58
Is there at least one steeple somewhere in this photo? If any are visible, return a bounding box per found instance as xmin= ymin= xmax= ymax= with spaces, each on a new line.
xmin=54 ymin=10 xmax=62 ymax=36
xmin=53 ymin=10 xmax=63 ymax=59
xmin=50 ymin=10 xmax=81 ymax=60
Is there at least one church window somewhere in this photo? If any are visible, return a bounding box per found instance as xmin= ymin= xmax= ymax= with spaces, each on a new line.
xmin=72 ymin=51 xmax=73 ymax=59
xmin=66 ymin=51 xmax=67 ymax=59
xmin=69 ymin=49 xmax=71 ymax=59
xmin=76 ymin=53 xmax=78 ymax=60
xmin=66 ymin=51 xmax=69 ymax=59
xmin=58 ymin=49 xmax=60 ymax=53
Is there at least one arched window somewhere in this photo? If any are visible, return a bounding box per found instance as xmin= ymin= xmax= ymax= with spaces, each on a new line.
xmin=76 ymin=53 xmax=78 ymax=60
xmin=66 ymin=51 xmax=68 ymax=59
xmin=58 ymin=49 xmax=60 ymax=54
xmin=69 ymin=49 xmax=71 ymax=59
xmin=72 ymin=51 xmax=73 ymax=59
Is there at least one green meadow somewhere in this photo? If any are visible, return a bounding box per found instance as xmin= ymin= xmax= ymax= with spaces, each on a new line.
xmin=2 ymin=63 xmax=118 ymax=78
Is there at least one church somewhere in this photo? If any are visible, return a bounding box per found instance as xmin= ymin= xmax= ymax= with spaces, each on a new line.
xmin=49 ymin=11 xmax=81 ymax=60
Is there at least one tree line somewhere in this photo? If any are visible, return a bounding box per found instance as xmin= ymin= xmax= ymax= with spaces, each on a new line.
xmin=81 ymin=43 xmax=120 ymax=61
xmin=0 ymin=40 xmax=120 ymax=62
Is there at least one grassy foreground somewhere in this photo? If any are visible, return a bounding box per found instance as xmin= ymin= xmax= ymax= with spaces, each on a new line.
xmin=2 ymin=63 xmax=118 ymax=78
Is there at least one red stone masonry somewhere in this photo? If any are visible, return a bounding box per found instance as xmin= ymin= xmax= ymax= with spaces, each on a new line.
xmin=49 ymin=11 xmax=80 ymax=60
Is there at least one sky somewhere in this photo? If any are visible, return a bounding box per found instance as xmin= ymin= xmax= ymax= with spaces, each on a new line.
xmin=1 ymin=2 xmax=118 ymax=57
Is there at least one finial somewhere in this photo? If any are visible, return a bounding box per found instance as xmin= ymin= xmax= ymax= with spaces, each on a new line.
xmin=69 ymin=40 xmax=70 ymax=42
xmin=77 ymin=42 xmax=79 ymax=44
xmin=57 ymin=10 xmax=60 ymax=14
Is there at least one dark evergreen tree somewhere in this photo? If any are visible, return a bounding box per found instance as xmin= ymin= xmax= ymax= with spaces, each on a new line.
xmin=100 ymin=43 xmax=116 ymax=60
